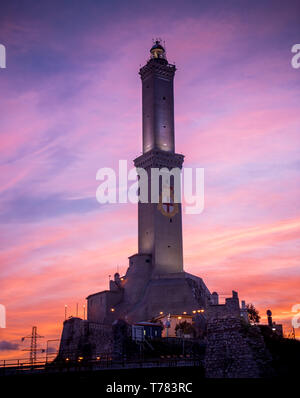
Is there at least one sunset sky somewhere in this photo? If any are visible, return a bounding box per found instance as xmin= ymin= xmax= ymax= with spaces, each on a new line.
xmin=0 ymin=0 xmax=299 ymax=360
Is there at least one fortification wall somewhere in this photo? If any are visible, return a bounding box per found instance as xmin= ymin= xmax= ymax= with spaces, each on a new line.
xmin=204 ymin=317 xmax=273 ymax=378
xmin=58 ymin=317 xmax=113 ymax=360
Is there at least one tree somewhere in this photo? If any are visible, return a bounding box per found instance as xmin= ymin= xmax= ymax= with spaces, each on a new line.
xmin=246 ymin=303 xmax=261 ymax=324
xmin=175 ymin=321 xmax=195 ymax=337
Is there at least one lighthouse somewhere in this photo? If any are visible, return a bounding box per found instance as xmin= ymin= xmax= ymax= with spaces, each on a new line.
xmin=84 ymin=41 xmax=212 ymax=324
xmin=134 ymin=40 xmax=184 ymax=275
xmin=58 ymin=41 xmax=244 ymax=359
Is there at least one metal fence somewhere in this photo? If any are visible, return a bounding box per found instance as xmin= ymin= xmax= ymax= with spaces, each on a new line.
xmin=0 ymin=353 xmax=201 ymax=376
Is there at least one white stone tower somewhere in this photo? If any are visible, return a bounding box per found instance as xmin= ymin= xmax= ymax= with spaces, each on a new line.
xmin=85 ymin=41 xmax=212 ymax=325
xmin=58 ymin=42 xmax=246 ymax=359
xmin=134 ymin=40 xmax=184 ymax=274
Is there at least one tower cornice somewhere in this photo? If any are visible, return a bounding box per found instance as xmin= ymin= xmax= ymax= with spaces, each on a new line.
xmin=139 ymin=59 xmax=176 ymax=81
xmin=134 ymin=149 xmax=184 ymax=170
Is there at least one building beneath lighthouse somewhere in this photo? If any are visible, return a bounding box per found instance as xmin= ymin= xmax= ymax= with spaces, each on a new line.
xmin=58 ymin=41 xmax=244 ymax=358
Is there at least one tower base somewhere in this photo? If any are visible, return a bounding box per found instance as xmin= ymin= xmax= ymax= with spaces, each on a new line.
xmin=86 ymin=254 xmax=211 ymax=325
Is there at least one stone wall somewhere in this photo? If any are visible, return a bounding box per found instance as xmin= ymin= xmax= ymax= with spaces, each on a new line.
xmin=58 ymin=317 xmax=113 ymax=360
xmin=207 ymin=291 xmax=241 ymax=320
xmin=87 ymin=289 xmax=123 ymax=324
xmin=204 ymin=317 xmax=273 ymax=378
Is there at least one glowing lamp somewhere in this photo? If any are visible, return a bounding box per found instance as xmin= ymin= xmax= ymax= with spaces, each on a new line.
xmin=150 ymin=40 xmax=165 ymax=59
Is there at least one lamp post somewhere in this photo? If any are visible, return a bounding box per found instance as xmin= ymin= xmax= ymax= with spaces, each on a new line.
xmin=165 ymin=313 xmax=171 ymax=338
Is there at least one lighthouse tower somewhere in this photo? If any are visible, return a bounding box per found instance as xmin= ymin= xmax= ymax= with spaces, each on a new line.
xmin=58 ymin=42 xmax=247 ymax=360
xmin=85 ymin=41 xmax=212 ymax=324
xmin=134 ymin=40 xmax=184 ymax=275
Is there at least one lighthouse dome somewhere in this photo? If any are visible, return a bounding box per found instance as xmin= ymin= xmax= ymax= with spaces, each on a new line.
xmin=150 ymin=40 xmax=166 ymax=59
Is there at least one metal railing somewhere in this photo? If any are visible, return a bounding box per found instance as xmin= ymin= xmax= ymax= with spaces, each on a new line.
xmin=0 ymin=352 xmax=57 ymax=369
xmin=0 ymin=353 xmax=201 ymax=376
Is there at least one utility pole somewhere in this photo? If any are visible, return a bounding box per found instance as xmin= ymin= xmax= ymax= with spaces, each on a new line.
xmin=21 ymin=326 xmax=44 ymax=365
